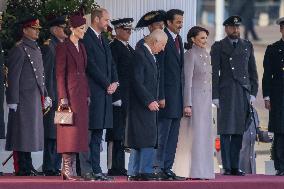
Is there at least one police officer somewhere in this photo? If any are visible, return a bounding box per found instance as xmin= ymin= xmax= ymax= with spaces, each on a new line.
xmin=105 ymin=18 xmax=135 ymax=176
xmin=262 ymin=17 xmax=284 ymax=176
xmin=211 ymin=15 xmax=258 ymax=176
xmin=41 ymin=16 xmax=68 ymax=176
xmin=5 ymin=16 xmax=51 ymax=176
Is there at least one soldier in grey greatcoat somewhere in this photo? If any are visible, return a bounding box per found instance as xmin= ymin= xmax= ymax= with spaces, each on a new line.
xmin=211 ymin=16 xmax=258 ymax=176
xmin=41 ymin=16 xmax=67 ymax=176
xmin=5 ymin=17 xmax=51 ymax=176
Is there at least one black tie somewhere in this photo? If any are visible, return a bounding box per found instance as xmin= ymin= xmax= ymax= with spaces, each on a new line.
xmin=98 ymin=34 xmax=102 ymax=45
xmin=233 ymin=42 xmax=237 ymax=48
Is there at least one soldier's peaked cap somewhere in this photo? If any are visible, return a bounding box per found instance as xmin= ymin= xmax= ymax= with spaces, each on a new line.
xmin=223 ymin=15 xmax=242 ymax=26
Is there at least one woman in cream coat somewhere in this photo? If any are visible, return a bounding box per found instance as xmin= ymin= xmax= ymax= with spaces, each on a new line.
xmin=173 ymin=26 xmax=214 ymax=179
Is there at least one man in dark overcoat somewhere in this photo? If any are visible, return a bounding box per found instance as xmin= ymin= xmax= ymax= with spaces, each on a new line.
xmin=155 ymin=9 xmax=185 ymax=180
xmin=126 ymin=10 xmax=166 ymax=181
xmin=125 ymin=29 xmax=168 ymax=181
xmin=262 ymin=17 xmax=284 ymax=176
xmin=5 ymin=17 xmax=51 ymax=176
xmin=80 ymin=8 xmax=118 ymax=181
xmin=211 ymin=16 xmax=258 ymax=176
xmin=105 ymin=18 xmax=135 ymax=176
xmin=41 ymin=16 xmax=67 ymax=176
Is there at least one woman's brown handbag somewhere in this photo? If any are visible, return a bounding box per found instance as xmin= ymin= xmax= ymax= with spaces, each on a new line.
xmin=54 ymin=106 xmax=74 ymax=125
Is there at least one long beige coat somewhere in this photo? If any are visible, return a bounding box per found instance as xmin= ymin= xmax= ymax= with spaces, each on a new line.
xmin=173 ymin=44 xmax=215 ymax=179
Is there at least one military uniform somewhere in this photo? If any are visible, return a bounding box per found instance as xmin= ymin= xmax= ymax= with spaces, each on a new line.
xmin=41 ymin=16 xmax=67 ymax=176
xmin=6 ymin=18 xmax=45 ymax=176
xmin=0 ymin=40 xmax=5 ymax=139
xmin=262 ymin=17 xmax=284 ymax=175
xmin=106 ymin=18 xmax=135 ymax=176
xmin=211 ymin=16 xmax=258 ymax=175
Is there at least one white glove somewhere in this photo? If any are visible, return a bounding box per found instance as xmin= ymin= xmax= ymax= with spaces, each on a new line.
xmin=212 ymin=99 xmax=219 ymax=108
xmin=250 ymin=95 xmax=256 ymax=105
xmin=112 ymin=100 xmax=122 ymax=107
xmin=8 ymin=104 xmax=17 ymax=112
xmin=44 ymin=96 xmax=52 ymax=109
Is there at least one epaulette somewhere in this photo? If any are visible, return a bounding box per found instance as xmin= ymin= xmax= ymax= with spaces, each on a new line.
xmin=15 ymin=40 xmax=23 ymax=46
xmin=43 ymin=39 xmax=51 ymax=46
xmin=109 ymin=39 xmax=114 ymax=45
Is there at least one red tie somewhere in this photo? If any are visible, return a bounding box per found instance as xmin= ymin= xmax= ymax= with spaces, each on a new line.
xmin=175 ymin=36 xmax=180 ymax=53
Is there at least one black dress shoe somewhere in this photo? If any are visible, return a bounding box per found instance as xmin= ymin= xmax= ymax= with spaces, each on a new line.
xmin=154 ymin=172 xmax=170 ymax=181
xmin=223 ymin=169 xmax=231 ymax=175
xmin=81 ymin=172 xmax=96 ymax=181
xmin=44 ymin=170 xmax=57 ymax=176
xmin=0 ymin=172 xmax=3 ymax=176
xmin=139 ymin=173 xmax=157 ymax=181
xmin=108 ymin=169 xmax=128 ymax=176
xmin=30 ymin=168 xmax=44 ymax=176
xmin=231 ymin=169 xmax=245 ymax=176
xmin=164 ymin=170 xmax=186 ymax=181
xmin=276 ymin=170 xmax=284 ymax=176
xmin=93 ymin=173 xmax=114 ymax=181
xmin=127 ymin=175 xmax=140 ymax=181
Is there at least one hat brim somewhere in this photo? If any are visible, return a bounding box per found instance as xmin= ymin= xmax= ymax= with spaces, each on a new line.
xmin=30 ymin=26 xmax=42 ymax=29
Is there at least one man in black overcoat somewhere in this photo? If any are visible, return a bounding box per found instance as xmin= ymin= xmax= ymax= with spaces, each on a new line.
xmin=262 ymin=17 xmax=284 ymax=176
xmin=80 ymin=8 xmax=118 ymax=181
xmin=41 ymin=16 xmax=67 ymax=176
xmin=211 ymin=16 xmax=258 ymax=176
xmin=105 ymin=18 xmax=135 ymax=176
xmin=125 ymin=29 xmax=168 ymax=181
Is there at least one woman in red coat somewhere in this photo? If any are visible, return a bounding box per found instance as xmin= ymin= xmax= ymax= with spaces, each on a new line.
xmin=56 ymin=15 xmax=89 ymax=180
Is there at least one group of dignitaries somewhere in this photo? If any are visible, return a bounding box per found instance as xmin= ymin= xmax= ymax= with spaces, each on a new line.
xmin=0 ymin=5 xmax=284 ymax=181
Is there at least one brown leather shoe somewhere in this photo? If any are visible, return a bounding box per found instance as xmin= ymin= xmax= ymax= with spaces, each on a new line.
xmin=61 ymin=153 xmax=78 ymax=181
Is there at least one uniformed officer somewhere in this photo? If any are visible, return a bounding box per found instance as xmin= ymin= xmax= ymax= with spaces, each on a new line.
xmin=135 ymin=10 xmax=166 ymax=48
xmin=0 ymin=12 xmax=5 ymax=176
xmin=105 ymin=18 xmax=135 ymax=176
xmin=262 ymin=17 xmax=284 ymax=176
xmin=5 ymin=16 xmax=52 ymax=176
xmin=211 ymin=15 xmax=258 ymax=176
xmin=41 ymin=16 xmax=68 ymax=176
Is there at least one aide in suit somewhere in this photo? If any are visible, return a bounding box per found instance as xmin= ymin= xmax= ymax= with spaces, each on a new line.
xmin=106 ymin=18 xmax=135 ymax=176
xmin=211 ymin=16 xmax=258 ymax=176
xmin=41 ymin=16 xmax=67 ymax=176
xmin=155 ymin=9 xmax=185 ymax=180
xmin=125 ymin=29 xmax=168 ymax=181
xmin=81 ymin=8 xmax=118 ymax=181
xmin=262 ymin=17 xmax=284 ymax=176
